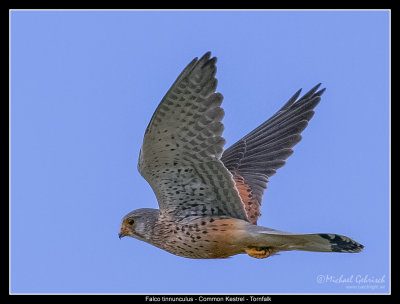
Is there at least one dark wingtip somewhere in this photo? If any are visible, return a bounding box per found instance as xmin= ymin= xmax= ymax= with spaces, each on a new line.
xmin=312 ymin=83 xmax=327 ymax=96
xmin=293 ymin=88 xmax=302 ymax=100
xmin=315 ymin=87 xmax=326 ymax=97
xmin=308 ymin=83 xmax=322 ymax=95
xmin=200 ymin=51 xmax=212 ymax=62
xmin=312 ymin=83 xmax=322 ymax=91
xmin=296 ymin=83 xmax=324 ymax=102
xmin=201 ymin=51 xmax=217 ymax=68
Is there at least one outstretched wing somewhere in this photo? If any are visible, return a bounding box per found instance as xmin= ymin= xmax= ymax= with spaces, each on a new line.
xmin=138 ymin=52 xmax=248 ymax=222
xmin=221 ymin=84 xmax=325 ymax=224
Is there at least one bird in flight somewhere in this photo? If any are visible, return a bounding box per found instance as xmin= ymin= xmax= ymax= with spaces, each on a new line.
xmin=119 ymin=52 xmax=363 ymax=259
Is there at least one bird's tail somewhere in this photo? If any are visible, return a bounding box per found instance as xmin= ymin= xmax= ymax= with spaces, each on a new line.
xmin=245 ymin=226 xmax=363 ymax=256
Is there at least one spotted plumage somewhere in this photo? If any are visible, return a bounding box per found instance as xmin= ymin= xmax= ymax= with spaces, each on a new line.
xmin=119 ymin=52 xmax=363 ymax=259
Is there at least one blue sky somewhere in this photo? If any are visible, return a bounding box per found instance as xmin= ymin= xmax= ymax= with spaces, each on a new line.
xmin=10 ymin=10 xmax=390 ymax=294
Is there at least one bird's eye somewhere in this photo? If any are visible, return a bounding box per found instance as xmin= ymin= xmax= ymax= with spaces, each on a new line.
xmin=128 ymin=219 xmax=135 ymax=225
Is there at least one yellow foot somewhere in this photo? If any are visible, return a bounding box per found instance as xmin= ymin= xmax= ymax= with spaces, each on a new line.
xmin=245 ymin=247 xmax=272 ymax=259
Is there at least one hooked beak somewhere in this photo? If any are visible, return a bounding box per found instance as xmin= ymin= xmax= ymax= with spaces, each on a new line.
xmin=119 ymin=227 xmax=128 ymax=239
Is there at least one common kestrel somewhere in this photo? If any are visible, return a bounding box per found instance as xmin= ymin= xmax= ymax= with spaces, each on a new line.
xmin=119 ymin=52 xmax=363 ymax=259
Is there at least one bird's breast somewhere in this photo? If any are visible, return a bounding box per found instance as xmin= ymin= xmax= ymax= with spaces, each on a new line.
xmin=152 ymin=216 xmax=249 ymax=259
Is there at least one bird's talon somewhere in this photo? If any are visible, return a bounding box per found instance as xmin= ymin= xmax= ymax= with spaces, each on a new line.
xmin=245 ymin=247 xmax=272 ymax=259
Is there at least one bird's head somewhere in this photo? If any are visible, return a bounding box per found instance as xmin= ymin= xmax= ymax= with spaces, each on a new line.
xmin=119 ymin=208 xmax=159 ymax=242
